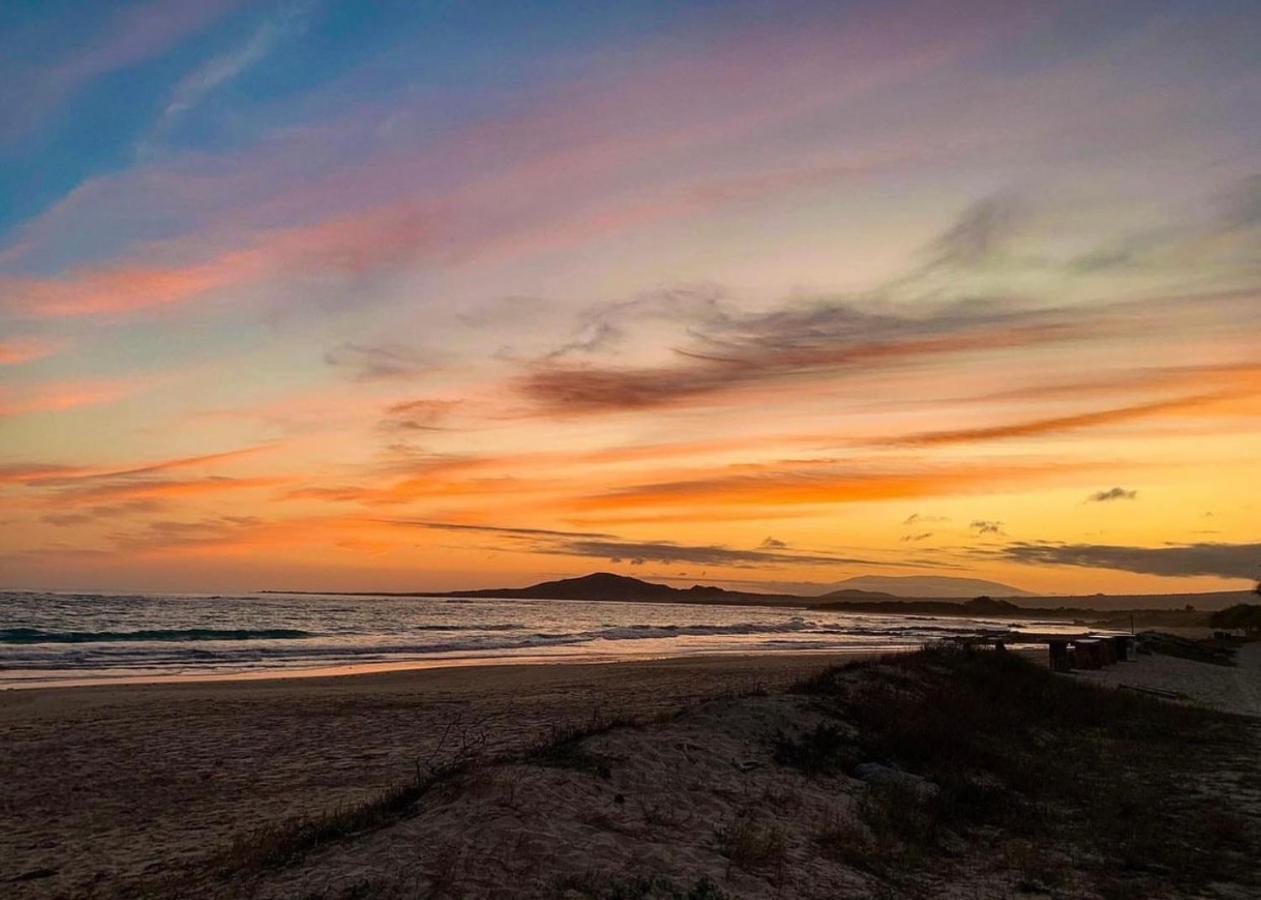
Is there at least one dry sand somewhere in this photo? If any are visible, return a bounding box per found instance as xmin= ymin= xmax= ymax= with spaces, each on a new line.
xmin=0 ymin=653 xmax=866 ymax=898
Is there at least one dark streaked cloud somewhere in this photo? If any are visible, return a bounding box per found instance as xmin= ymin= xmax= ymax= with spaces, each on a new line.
xmin=993 ymin=541 xmax=1261 ymax=580
xmin=970 ymin=520 xmax=1004 ymax=535
xmin=1087 ymin=487 xmax=1137 ymax=503
xmin=519 ymin=298 xmax=1086 ymax=414
xmin=382 ymin=519 xmax=919 ymax=570
xmin=545 ymin=285 xmax=731 ymax=361
xmin=759 ymin=536 xmax=788 ymax=549
xmin=903 ymin=513 xmax=949 ymax=525
xmin=900 ymin=532 xmax=933 ymax=542
xmin=514 ymin=188 xmax=1115 ymax=414
xmin=549 ymin=538 xmax=893 ymax=569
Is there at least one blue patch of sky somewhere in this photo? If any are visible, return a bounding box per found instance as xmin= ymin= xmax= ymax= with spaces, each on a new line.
xmin=0 ymin=0 xmax=727 ymax=252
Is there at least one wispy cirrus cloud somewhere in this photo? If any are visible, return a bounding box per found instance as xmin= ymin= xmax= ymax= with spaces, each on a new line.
xmin=10 ymin=445 xmax=276 ymax=487
xmin=885 ymin=394 xmax=1231 ymax=447
xmin=1 ymin=0 xmax=1021 ymax=314
xmin=0 ymin=0 xmax=245 ymax=142
xmin=156 ymin=5 xmax=307 ymax=128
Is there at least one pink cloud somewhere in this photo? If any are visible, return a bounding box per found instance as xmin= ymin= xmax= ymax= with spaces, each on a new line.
xmin=0 ymin=378 xmax=138 ymax=417
xmin=0 ymin=336 xmax=63 ymax=365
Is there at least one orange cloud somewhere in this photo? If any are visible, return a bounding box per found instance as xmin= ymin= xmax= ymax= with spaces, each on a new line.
xmin=888 ymin=392 xmax=1243 ymax=446
xmin=970 ymin=361 xmax=1261 ymax=404
xmin=2 ymin=445 xmax=277 ymax=487
xmin=0 ymin=463 xmax=94 ymax=485
xmin=2 ymin=249 xmax=266 ymax=316
xmin=572 ymin=460 xmax=1103 ymax=511
xmin=44 ymin=445 xmax=278 ymax=484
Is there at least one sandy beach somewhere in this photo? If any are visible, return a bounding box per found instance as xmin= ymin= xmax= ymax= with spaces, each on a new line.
xmin=4 ymin=641 xmax=1259 ymax=898
xmin=0 ymin=652 xmax=865 ymax=898
xmin=1073 ymin=640 xmax=1261 ymax=718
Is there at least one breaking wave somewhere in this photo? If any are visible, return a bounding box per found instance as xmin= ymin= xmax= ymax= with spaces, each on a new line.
xmin=0 ymin=627 xmax=315 ymax=644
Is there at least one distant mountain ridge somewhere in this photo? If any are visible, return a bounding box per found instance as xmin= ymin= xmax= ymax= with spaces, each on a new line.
xmin=434 ymin=572 xmax=837 ymax=607
xmin=811 ymin=595 xmax=1025 ymax=616
xmin=825 ymin=575 xmax=1032 ymax=598
xmin=265 ymin=572 xmax=1251 ymax=616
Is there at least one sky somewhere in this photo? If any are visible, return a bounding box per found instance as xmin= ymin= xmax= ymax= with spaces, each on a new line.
xmin=1 ymin=0 xmax=1259 ymax=595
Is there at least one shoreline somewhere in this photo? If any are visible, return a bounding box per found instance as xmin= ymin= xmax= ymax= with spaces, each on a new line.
xmin=0 ymin=644 xmax=898 ymax=693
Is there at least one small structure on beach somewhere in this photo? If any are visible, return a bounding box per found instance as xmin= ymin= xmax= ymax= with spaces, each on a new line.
xmin=949 ymin=632 xmax=1136 ymax=673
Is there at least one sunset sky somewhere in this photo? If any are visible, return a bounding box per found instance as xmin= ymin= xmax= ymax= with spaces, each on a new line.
xmin=2 ymin=0 xmax=1259 ymax=595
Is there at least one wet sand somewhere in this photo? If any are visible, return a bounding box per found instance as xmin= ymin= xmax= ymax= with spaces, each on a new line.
xmin=0 ymin=652 xmax=868 ymax=897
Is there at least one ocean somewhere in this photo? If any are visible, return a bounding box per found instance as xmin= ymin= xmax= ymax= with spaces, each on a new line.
xmin=0 ymin=590 xmax=1093 ymax=688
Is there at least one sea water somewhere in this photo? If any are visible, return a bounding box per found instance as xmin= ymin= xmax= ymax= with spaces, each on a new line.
xmin=0 ymin=590 xmax=1090 ymax=688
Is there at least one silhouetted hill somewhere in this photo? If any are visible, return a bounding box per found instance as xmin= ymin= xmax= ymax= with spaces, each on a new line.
xmin=263 ymin=575 xmax=1251 ymax=618
xmin=813 ymin=588 xmax=900 ymax=602
xmin=438 ymin=572 xmax=807 ymax=606
xmin=462 ymin=572 xmax=680 ymax=601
